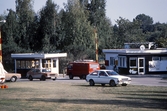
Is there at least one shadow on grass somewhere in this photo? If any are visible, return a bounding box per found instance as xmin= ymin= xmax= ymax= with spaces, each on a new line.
xmin=72 ymin=84 xmax=131 ymax=87
xmin=27 ymin=98 xmax=167 ymax=110
xmin=118 ymin=96 xmax=167 ymax=109
xmin=72 ymin=84 xmax=110 ymax=87
xmin=109 ymin=90 xmax=167 ymax=97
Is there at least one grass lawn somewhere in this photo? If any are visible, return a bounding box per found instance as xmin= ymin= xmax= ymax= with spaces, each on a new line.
xmin=0 ymin=80 xmax=167 ymax=111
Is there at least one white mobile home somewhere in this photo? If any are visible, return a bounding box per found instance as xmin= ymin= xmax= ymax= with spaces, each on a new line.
xmin=103 ymin=43 xmax=167 ymax=75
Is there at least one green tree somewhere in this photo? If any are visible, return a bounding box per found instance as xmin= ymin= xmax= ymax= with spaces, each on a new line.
xmin=97 ymin=17 xmax=113 ymax=51
xmin=2 ymin=9 xmax=20 ymax=55
xmin=28 ymin=15 xmax=40 ymax=51
xmin=135 ymin=14 xmax=154 ymax=33
xmin=154 ymin=23 xmax=167 ymax=47
xmin=115 ymin=17 xmax=146 ymax=48
xmin=86 ymin=0 xmax=106 ymax=25
xmin=1 ymin=9 xmax=20 ymax=70
xmin=38 ymin=0 xmax=61 ymax=53
xmin=112 ymin=24 xmax=122 ymax=48
xmin=84 ymin=0 xmax=113 ymax=55
xmin=15 ymin=0 xmax=35 ymax=52
xmin=62 ymin=0 xmax=94 ymax=60
xmin=115 ymin=17 xmax=131 ymax=47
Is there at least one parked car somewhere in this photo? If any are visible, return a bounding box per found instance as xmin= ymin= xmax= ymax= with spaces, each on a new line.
xmin=86 ymin=70 xmax=131 ymax=87
xmin=26 ymin=68 xmax=58 ymax=81
xmin=5 ymin=70 xmax=21 ymax=82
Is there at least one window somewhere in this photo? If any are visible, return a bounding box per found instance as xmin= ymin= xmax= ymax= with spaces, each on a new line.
xmin=90 ymin=71 xmax=98 ymax=76
xmin=42 ymin=59 xmax=51 ymax=68
xmin=119 ymin=57 xmax=122 ymax=66
xmin=105 ymin=60 xmax=109 ymax=66
xmin=25 ymin=61 xmax=31 ymax=68
xmin=53 ymin=60 xmax=56 ymax=67
xmin=21 ymin=61 xmax=25 ymax=68
xmin=99 ymin=71 xmax=107 ymax=76
xmin=152 ymin=57 xmax=160 ymax=61
xmin=106 ymin=70 xmax=118 ymax=75
xmin=16 ymin=60 xmax=39 ymax=69
xmin=129 ymin=58 xmax=137 ymax=68
xmin=161 ymin=57 xmax=167 ymax=61
xmin=118 ymin=56 xmax=127 ymax=67
xmin=17 ymin=61 xmax=21 ymax=68
xmin=110 ymin=57 xmax=114 ymax=65
xmin=31 ymin=60 xmax=39 ymax=68
xmin=34 ymin=60 xmax=39 ymax=68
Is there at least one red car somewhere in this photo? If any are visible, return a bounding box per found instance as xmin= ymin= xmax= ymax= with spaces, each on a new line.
xmin=26 ymin=68 xmax=58 ymax=81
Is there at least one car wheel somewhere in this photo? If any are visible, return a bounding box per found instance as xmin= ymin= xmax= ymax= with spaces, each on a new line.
xmin=109 ymin=80 xmax=116 ymax=87
xmin=122 ymin=84 xmax=127 ymax=86
xmin=79 ymin=76 xmax=83 ymax=79
xmin=82 ymin=75 xmax=86 ymax=79
xmin=53 ymin=77 xmax=57 ymax=81
xmin=69 ymin=74 xmax=73 ymax=79
xmin=101 ymin=84 xmax=105 ymax=86
xmin=29 ymin=76 xmax=33 ymax=81
xmin=10 ymin=76 xmax=17 ymax=82
xmin=89 ymin=79 xmax=95 ymax=86
xmin=40 ymin=75 xmax=46 ymax=81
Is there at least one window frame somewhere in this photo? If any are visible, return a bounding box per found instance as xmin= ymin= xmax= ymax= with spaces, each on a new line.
xmin=110 ymin=57 xmax=114 ymax=66
xmin=129 ymin=57 xmax=137 ymax=68
xmin=118 ymin=56 xmax=127 ymax=68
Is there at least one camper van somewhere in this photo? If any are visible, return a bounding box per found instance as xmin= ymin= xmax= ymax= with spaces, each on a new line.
xmin=67 ymin=61 xmax=100 ymax=79
xmin=0 ymin=62 xmax=5 ymax=84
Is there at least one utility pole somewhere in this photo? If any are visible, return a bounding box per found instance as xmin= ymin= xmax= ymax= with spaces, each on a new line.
xmin=94 ymin=27 xmax=98 ymax=63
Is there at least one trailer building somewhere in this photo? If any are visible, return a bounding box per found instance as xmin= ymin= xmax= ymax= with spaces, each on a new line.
xmin=103 ymin=43 xmax=167 ymax=75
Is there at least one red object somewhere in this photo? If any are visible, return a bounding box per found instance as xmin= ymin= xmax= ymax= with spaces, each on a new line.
xmin=105 ymin=60 xmax=109 ymax=66
xmin=4 ymin=85 xmax=8 ymax=88
xmin=67 ymin=61 xmax=100 ymax=79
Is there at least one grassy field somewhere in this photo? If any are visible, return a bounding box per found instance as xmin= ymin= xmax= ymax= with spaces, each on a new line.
xmin=0 ymin=80 xmax=167 ymax=111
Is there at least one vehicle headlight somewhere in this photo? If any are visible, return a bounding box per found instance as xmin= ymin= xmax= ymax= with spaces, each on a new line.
xmin=117 ymin=78 xmax=122 ymax=82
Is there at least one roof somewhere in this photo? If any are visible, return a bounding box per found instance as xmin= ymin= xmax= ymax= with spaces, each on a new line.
xmin=69 ymin=61 xmax=98 ymax=64
xmin=11 ymin=53 xmax=67 ymax=59
xmin=103 ymin=48 xmax=167 ymax=54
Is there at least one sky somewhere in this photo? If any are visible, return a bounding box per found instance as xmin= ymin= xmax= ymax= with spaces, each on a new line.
xmin=0 ymin=0 xmax=167 ymax=24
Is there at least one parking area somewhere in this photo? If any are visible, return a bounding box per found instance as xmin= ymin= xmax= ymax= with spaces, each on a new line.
xmin=128 ymin=74 xmax=167 ymax=86
xmin=55 ymin=74 xmax=167 ymax=87
xmin=14 ymin=74 xmax=167 ymax=87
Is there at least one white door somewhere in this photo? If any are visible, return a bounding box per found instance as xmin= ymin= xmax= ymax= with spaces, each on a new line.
xmin=138 ymin=57 xmax=145 ymax=75
xmin=98 ymin=71 xmax=109 ymax=83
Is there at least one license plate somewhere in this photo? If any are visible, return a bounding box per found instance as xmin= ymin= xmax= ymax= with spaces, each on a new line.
xmin=123 ymin=81 xmax=128 ymax=84
xmin=51 ymin=77 xmax=55 ymax=79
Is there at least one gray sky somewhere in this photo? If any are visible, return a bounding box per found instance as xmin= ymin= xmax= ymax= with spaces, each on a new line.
xmin=0 ymin=0 xmax=167 ymax=24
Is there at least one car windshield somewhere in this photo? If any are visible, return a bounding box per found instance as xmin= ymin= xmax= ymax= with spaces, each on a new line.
xmin=106 ymin=70 xmax=119 ymax=76
xmin=42 ymin=69 xmax=51 ymax=72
